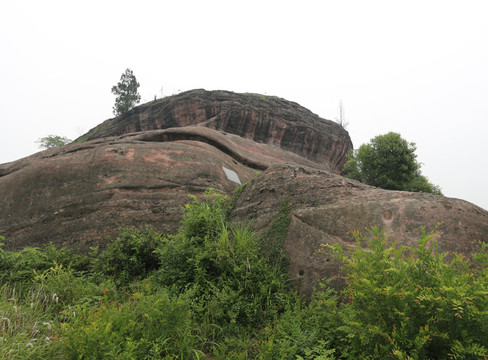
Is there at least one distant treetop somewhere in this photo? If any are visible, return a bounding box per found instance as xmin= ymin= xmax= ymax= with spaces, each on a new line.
xmin=36 ymin=135 xmax=72 ymax=149
xmin=111 ymin=68 xmax=141 ymax=116
xmin=342 ymin=132 xmax=442 ymax=195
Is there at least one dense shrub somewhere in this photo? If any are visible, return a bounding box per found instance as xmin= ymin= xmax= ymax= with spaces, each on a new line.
xmin=32 ymin=263 xmax=103 ymax=312
xmin=0 ymin=242 xmax=90 ymax=286
xmin=179 ymin=190 xmax=229 ymax=240
xmin=323 ymin=225 xmax=488 ymax=359
xmin=62 ymin=289 xmax=200 ymax=359
xmin=156 ymin=192 xmax=298 ymax=336
xmin=343 ymin=132 xmax=442 ymax=194
xmin=1 ymin=193 xmax=487 ymax=359
xmin=97 ymin=226 xmax=165 ymax=285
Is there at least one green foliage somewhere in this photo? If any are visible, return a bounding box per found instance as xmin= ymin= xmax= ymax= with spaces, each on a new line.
xmin=261 ymin=199 xmax=292 ymax=271
xmin=0 ymin=241 xmax=95 ymax=359
xmin=0 ymin=283 xmax=65 ymax=360
xmin=179 ymin=189 xmax=229 ymax=241
xmin=62 ymin=289 xmax=200 ymax=359
xmin=111 ymin=68 xmax=141 ymax=116
xmin=97 ymin=226 xmax=165 ymax=286
xmin=343 ymin=132 xmax=442 ymax=194
xmin=156 ymin=192 xmax=297 ymax=336
xmin=33 ymin=263 xmax=102 ymax=312
xmin=323 ymin=225 xmax=488 ymax=359
xmin=257 ymin=287 xmax=339 ymax=359
xmin=36 ymin=135 xmax=72 ymax=149
xmin=0 ymin=242 xmax=90 ymax=285
xmin=2 ymin=191 xmax=487 ymax=359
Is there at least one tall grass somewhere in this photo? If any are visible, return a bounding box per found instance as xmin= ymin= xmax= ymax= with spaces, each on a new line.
xmin=0 ymin=283 xmax=63 ymax=360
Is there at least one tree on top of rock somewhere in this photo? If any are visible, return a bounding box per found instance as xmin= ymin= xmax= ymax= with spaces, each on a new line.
xmin=111 ymin=68 xmax=141 ymax=116
xmin=342 ymin=132 xmax=442 ymax=195
xmin=36 ymin=135 xmax=72 ymax=149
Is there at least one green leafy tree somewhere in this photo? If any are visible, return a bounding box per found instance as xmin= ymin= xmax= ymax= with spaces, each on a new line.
xmin=36 ymin=135 xmax=72 ymax=149
xmin=111 ymin=68 xmax=141 ymax=116
xmin=343 ymin=132 xmax=442 ymax=194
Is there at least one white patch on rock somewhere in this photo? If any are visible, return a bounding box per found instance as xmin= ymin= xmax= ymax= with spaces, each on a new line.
xmin=222 ymin=166 xmax=241 ymax=185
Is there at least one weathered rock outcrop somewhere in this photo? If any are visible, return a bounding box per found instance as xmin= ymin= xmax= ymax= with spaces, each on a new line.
xmin=78 ymin=89 xmax=352 ymax=173
xmin=0 ymin=127 xmax=317 ymax=250
xmin=0 ymin=90 xmax=351 ymax=250
xmin=230 ymin=164 xmax=488 ymax=296
xmin=1 ymin=89 xmax=487 ymax=297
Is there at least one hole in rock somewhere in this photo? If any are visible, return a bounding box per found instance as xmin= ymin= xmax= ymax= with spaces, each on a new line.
xmin=383 ymin=210 xmax=392 ymax=221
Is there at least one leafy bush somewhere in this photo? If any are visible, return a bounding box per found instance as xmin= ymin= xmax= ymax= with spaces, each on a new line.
xmin=32 ymin=263 xmax=103 ymax=312
xmin=62 ymin=288 xmax=201 ymax=359
xmin=323 ymin=225 xmax=488 ymax=359
xmin=256 ymin=290 xmax=338 ymax=360
xmin=36 ymin=135 xmax=72 ymax=149
xmin=156 ymin=193 xmax=297 ymax=336
xmin=97 ymin=226 xmax=165 ymax=285
xmin=0 ymin=242 xmax=90 ymax=286
xmin=179 ymin=189 xmax=229 ymax=240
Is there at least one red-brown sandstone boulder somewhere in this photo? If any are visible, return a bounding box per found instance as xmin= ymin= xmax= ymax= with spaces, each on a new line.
xmin=1 ymin=90 xmax=352 ymax=251
xmin=78 ymin=89 xmax=352 ymax=173
xmin=0 ymin=124 xmax=338 ymax=250
xmin=230 ymin=164 xmax=488 ymax=296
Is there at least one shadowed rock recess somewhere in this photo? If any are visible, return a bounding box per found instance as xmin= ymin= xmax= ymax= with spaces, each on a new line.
xmin=1 ymin=89 xmax=487 ymax=296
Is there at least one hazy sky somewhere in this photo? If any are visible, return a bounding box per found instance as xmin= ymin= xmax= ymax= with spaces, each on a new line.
xmin=1 ymin=1 xmax=487 ymax=210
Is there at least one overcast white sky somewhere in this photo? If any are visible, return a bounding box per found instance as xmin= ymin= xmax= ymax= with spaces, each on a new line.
xmin=1 ymin=0 xmax=487 ymax=210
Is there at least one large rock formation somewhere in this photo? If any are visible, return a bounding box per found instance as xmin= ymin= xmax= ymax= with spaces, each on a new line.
xmin=77 ymin=89 xmax=351 ymax=173
xmin=0 ymin=90 xmax=350 ymax=250
xmin=230 ymin=164 xmax=488 ymax=295
xmin=1 ymin=89 xmax=487 ymax=296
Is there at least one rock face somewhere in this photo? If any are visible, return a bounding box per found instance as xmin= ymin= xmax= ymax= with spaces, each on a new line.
xmin=230 ymin=164 xmax=488 ymax=296
xmin=1 ymin=89 xmax=487 ymax=297
xmin=0 ymin=129 xmax=253 ymax=250
xmin=77 ymin=89 xmax=352 ymax=173
xmin=0 ymin=90 xmax=350 ymax=250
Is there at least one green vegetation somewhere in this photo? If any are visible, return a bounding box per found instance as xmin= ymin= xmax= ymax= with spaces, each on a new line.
xmin=74 ymin=122 xmax=110 ymax=144
xmin=245 ymin=93 xmax=279 ymax=106
xmin=343 ymin=132 xmax=442 ymax=194
xmin=36 ymin=135 xmax=72 ymax=149
xmin=111 ymin=68 xmax=141 ymax=116
xmin=1 ymin=192 xmax=487 ymax=359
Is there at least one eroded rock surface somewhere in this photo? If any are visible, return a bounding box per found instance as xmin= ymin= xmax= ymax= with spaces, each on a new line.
xmin=1 ymin=126 xmax=309 ymax=250
xmin=78 ymin=89 xmax=352 ymax=173
xmin=230 ymin=164 xmax=488 ymax=296
xmin=0 ymin=88 xmax=352 ymax=251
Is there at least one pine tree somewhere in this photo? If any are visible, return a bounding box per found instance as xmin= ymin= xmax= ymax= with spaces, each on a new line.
xmin=111 ymin=68 xmax=141 ymax=116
